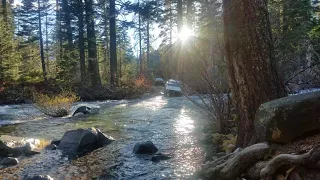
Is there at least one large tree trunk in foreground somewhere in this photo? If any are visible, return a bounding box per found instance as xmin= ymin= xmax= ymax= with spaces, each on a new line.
xmin=223 ymin=0 xmax=287 ymax=147
xmin=85 ymin=0 xmax=102 ymax=88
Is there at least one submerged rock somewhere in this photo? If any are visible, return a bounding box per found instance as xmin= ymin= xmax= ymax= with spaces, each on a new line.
xmin=151 ymin=153 xmax=171 ymax=162
xmin=58 ymin=127 xmax=113 ymax=157
xmin=45 ymin=144 xmax=57 ymax=150
xmin=1 ymin=157 xmax=19 ymax=166
xmin=23 ymin=175 xmax=54 ymax=180
xmin=51 ymin=139 xmax=60 ymax=146
xmin=0 ymin=140 xmax=39 ymax=157
xmin=0 ymin=140 xmax=11 ymax=157
xmin=133 ymin=141 xmax=158 ymax=154
xmin=71 ymin=105 xmax=100 ymax=116
xmin=255 ymin=91 xmax=320 ymax=143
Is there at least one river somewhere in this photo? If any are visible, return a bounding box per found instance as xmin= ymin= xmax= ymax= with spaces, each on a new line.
xmin=0 ymin=95 xmax=208 ymax=180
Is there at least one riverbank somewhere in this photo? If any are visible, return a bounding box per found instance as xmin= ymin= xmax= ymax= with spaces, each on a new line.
xmin=0 ymin=78 xmax=154 ymax=105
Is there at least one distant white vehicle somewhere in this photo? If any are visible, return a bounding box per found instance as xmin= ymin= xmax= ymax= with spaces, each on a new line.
xmin=154 ymin=77 xmax=165 ymax=86
xmin=165 ymin=79 xmax=182 ymax=97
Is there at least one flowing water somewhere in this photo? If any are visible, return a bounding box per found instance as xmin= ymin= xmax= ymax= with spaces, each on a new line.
xmin=0 ymin=95 xmax=208 ymax=180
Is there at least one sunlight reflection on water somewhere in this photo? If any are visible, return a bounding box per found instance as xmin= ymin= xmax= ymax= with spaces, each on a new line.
xmin=175 ymin=107 xmax=195 ymax=134
xmin=173 ymin=106 xmax=201 ymax=179
xmin=136 ymin=96 xmax=166 ymax=111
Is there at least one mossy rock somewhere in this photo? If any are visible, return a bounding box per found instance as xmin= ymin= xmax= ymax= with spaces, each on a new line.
xmin=255 ymin=91 xmax=320 ymax=144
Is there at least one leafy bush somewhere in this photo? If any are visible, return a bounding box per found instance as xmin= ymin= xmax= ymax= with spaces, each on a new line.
xmin=134 ymin=75 xmax=152 ymax=92
xmin=34 ymin=92 xmax=79 ymax=117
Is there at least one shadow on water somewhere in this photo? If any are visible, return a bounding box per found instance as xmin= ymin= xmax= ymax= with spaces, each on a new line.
xmin=0 ymin=95 xmax=208 ymax=179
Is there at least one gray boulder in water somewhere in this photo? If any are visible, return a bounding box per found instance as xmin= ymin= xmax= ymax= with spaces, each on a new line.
xmin=0 ymin=140 xmax=11 ymax=157
xmin=133 ymin=141 xmax=158 ymax=154
xmin=1 ymin=157 xmax=19 ymax=166
xmin=0 ymin=140 xmax=39 ymax=157
xmin=72 ymin=105 xmax=100 ymax=116
xmin=58 ymin=127 xmax=114 ymax=158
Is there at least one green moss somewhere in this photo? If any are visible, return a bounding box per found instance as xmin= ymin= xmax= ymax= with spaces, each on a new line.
xmin=0 ymin=125 xmax=17 ymax=136
xmin=75 ymin=116 xmax=120 ymax=133
xmin=212 ymin=133 xmax=237 ymax=152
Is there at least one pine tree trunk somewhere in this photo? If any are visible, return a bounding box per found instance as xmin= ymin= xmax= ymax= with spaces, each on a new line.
xmin=177 ymin=0 xmax=182 ymax=33
xmin=176 ymin=0 xmax=183 ymax=77
xmin=62 ymin=0 xmax=72 ymax=51
xmin=119 ymin=47 xmax=122 ymax=82
xmin=147 ymin=19 xmax=150 ymax=69
xmin=38 ymin=0 xmax=47 ymax=82
xmin=84 ymin=0 xmax=102 ymax=89
xmin=186 ymin=0 xmax=192 ymax=28
xmin=56 ymin=0 xmax=62 ymax=61
xmin=2 ymin=0 xmax=6 ymax=22
xmin=109 ymin=0 xmax=117 ymax=85
xmin=77 ymin=0 xmax=86 ymax=86
xmin=138 ymin=0 xmax=142 ymax=74
xmin=168 ymin=0 xmax=172 ymax=78
xmin=103 ymin=2 xmax=109 ymax=81
xmin=223 ymin=0 xmax=287 ymax=147
xmin=45 ymin=5 xmax=49 ymax=74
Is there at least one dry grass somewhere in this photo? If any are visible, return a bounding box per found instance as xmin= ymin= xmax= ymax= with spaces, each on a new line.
xmin=37 ymin=139 xmax=51 ymax=149
xmin=134 ymin=75 xmax=152 ymax=92
xmin=34 ymin=92 xmax=79 ymax=117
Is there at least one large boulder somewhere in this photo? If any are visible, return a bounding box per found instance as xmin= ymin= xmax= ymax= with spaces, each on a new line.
xmin=255 ymin=91 xmax=320 ymax=143
xmin=58 ymin=127 xmax=113 ymax=157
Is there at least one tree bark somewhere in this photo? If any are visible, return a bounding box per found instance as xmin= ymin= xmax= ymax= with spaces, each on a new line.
xmin=56 ymin=0 xmax=62 ymax=61
xmin=103 ymin=1 xmax=109 ymax=82
xmin=2 ymin=0 xmax=6 ymax=22
xmin=62 ymin=0 xmax=72 ymax=51
xmin=85 ymin=0 xmax=102 ymax=88
xmin=45 ymin=3 xmax=49 ymax=73
xmin=186 ymin=0 xmax=192 ymax=28
xmin=38 ymin=0 xmax=47 ymax=82
xmin=223 ymin=0 xmax=287 ymax=147
xmin=177 ymin=0 xmax=182 ymax=33
xmin=77 ymin=0 xmax=86 ymax=86
xmin=109 ymin=0 xmax=117 ymax=85
xmin=147 ymin=19 xmax=150 ymax=69
xmin=138 ymin=0 xmax=142 ymax=74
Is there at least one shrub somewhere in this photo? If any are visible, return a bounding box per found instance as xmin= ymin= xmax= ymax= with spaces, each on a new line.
xmin=34 ymin=92 xmax=79 ymax=117
xmin=134 ymin=75 xmax=152 ymax=92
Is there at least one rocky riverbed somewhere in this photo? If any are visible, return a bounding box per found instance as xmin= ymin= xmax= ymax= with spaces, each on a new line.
xmin=0 ymin=95 xmax=209 ymax=179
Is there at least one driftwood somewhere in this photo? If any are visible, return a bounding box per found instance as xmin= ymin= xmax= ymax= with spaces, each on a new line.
xmin=260 ymin=145 xmax=320 ymax=180
xmin=200 ymin=143 xmax=269 ymax=180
